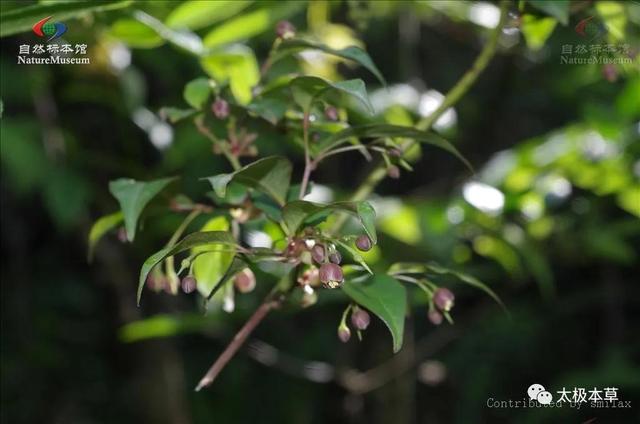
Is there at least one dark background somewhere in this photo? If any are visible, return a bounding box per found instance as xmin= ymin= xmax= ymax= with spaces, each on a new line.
xmin=1 ymin=1 xmax=639 ymax=423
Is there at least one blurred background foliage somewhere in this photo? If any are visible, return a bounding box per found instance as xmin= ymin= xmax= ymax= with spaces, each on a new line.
xmin=1 ymin=0 xmax=639 ymax=423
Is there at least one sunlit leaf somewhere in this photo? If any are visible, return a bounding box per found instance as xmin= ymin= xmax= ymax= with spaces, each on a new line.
xmin=137 ymin=231 xmax=238 ymax=305
xmin=334 ymin=238 xmax=373 ymax=274
xmin=0 ymin=0 xmax=132 ymax=37
xmin=183 ymin=77 xmax=212 ymax=109
xmin=87 ymin=211 xmax=124 ymax=262
xmin=273 ymin=39 xmax=386 ymax=85
xmin=315 ymin=124 xmax=472 ymax=171
xmin=203 ymin=156 xmax=292 ymax=206
xmin=165 ymin=0 xmax=251 ymax=31
xmin=343 ymin=274 xmax=407 ymax=352
xmin=200 ymin=46 xmax=259 ymax=105
xmin=133 ymin=10 xmax=203 ymax=56
xmin=290 ymin=76 xmax=374 ymax=114
xmin=108 ymin=18 xmax=163 ymax=48
xmin=109 ymin=177 xmax=176 ymax=242
xmin=520 ymin=15 xmax=557 ymax=51
xmin=191 ymin=217 xmax=235 ymax=297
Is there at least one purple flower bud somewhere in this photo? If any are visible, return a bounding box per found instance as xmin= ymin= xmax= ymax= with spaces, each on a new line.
xmin=311 ymin=244 xmax=325 ymax=263
xmin=388 ymin=148 xmax=403 ymax=157
xmin=428 ymin=309 xmax=443 ymax=325
xmin=602 ymin=64 xmax=618 ymax=82
xmin=324 ymin=106 xmax=338 ymax=121
xmin=329 ymin=251 xmax=342 ymax=264
xmin=355 ymin=235 xmax=372 ymax=252
xmin=387 ymin=165 xmax=400 ymax=179
xmin=338 ymin=324 xmax=351 ymax=343
xmin=351 ymin=308 xmax=370 ymax=330
xmin=319 ymin=263 xmax=344 ymax=288
xmin=234 ymin=268 xmax=256 ymax=293
xmin=117 ymin=227 xmax=128 ymax=243
xmin=212 ymin=98 xmax=229 ymax=119
xmin=275 ymin=20 xmax=296 ymax=39
xmin=433 ymin=287 xmax=455 ymax=312
xmin=181 ymin=276 xmax=197 ymax=294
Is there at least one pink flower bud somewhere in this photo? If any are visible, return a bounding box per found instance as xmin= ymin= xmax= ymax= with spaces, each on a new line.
xmin=275 ymin=20 xmax=296 ymax=39
xmin=329 ymin=251 xmax=342 ymax=264
xmin=234 ymin=268 xmax=256 ymax=293
xmin=428 ymin=309 xmax=443 ymax=325
xmin=324 ymin=106 xmax=338 ymax=121
xmin=338 ymin=324 xmax=351 ymax=343
xmin=181 ymin=276 xmax=197 ymax=294
xmin=311 ymin=244 xmax=325 ymax=263
xmin=319 ymin=263 xmax=344 ymax=288
xmin=351 ymin=308 xmax=370 ymax=330
xmin=212 ymin=98 xmax=229 ymax=119
xmin=387 ymin=165 xmax=400 ymax=179
xmin=433 ymin=287 xmax=455 ymax=312
xmin=355 ymin=235 xmax=372 ymax=252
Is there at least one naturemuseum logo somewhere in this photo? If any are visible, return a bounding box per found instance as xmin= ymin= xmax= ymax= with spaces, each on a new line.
xmin=486 ymin=383 xmax=632 ymax=410
xmin=16 ymin=16 xmax=90 ymax=65
xmin=575 ymin=16 xmax=608 ymax=41
xmin=32 ymin=16 xmax=67 ymax=41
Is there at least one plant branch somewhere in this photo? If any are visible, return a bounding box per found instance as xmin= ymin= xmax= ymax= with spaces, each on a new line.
xmin=299 ymin=110 xmax=312 ymax=199
xmin=195 ymin=293 xmax=282 ymax=391
xmin=329 ymin=0 xmax=509 ymax=233
xmin=194 ymin=116 xmax=241 ymax=171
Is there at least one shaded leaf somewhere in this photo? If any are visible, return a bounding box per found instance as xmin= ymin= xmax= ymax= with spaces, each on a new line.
xmin=290 ymin=76 xmax=374 ymax=114
xmin=273 ymin=39 xmax=386 ymax=85
xmin=246 ymin=97 xmax=288 ymax=124
xmin=137 ymin=231 xmax=237 ymax=305
xmin=528 ymin=0 xmax=569 ymax=25
xmin=109 ymin=177 xmax=176 ymax=242
xmin=87 ymin=211 xmax=123 ymax=262
xmin=159 ymin=107 xmax=198 ymax=123
xmin=203 ymin=156 xmax=292 ymax=206
xmin=282 ymin=200 xmax=376 ymax=243
xmin=343 ymin=274 xmax=407 ymax=352
xmin=0 ymin=0 xmax=131 ymax=37
xmin=315 ymin=124 xmax=471 ymax=170
xmin=183 ymin=77 xmax=212 ymax=109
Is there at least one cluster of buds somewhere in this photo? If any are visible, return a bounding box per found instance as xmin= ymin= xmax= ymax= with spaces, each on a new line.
xmin=428 ymin=287 xmax=455 ymax=325
xmin=146 ymin=271 xmax=199 ymax=295
xmin=337 ymin=305 xmax=371 ymax=343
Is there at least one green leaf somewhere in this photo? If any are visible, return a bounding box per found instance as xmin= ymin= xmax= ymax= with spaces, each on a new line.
xmin=246 ymin=97 xmax=288 ymax=124
xmin=273 ymin=39 xmax=386 ymax=86
xmin=133 ymin=10 xmax=203 ymax=56
xmin=281 ymin=200 xmax=376 ymax=243
xmin=202 ymin=3 xmax=303 ymax=48
xmin=520 ymin=15 xmax=557 ymax=51
xmin=290 ymin=76 xmax=374 ymax=115
xmin=528 ymin=0 xmax=569 ymax=26
xmin=159 ymin=107 xmax=198 ymax=123
xmin=87 ymin=211 xmax=123 ymax=262
xmin=165 ymin=0 xmax=251 ymax=31
xmin=137 ymin=231 xmax=237 ymax=305
xmin=200 ymin=46 xmax=259 ymax=105
xmin=183 ymin=77 xmax=212 ymax=109
xmin=203 ymin=156 xmax=292 ymax=206
xmin=333 ymin=238 xmax=373 ymax=274
xmin=315 ymin=124 xmax=472 ymax=171
xmin=108 ymin=18 xmax=164 ymax=48
xmin=191 ymin=217 xmax=235 ymax=297
xmin=109 ymin=177 xmax=176 ymax=242
xmin=343 ymin=274 xmax=407 ymax=353
xmin=0 ymin=0 xmax=132 ymax=37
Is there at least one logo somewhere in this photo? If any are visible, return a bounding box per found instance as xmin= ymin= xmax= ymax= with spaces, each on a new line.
xmin=575 ymin=16 xmax=608 ymax=41
xmin=32 ymin=16 xmax=67 ymax=41
xmin=527 ymin=383 xmax=553 ymax=405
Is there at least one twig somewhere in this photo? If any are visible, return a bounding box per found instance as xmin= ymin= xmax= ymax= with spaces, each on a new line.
xmin=298 ymin=110 xmax=312 ymax=199
xmin=329 ymin=0 xmax=510 ymax=234
xmin=194 ymin=294 xmax=281 ymax=391
xmin=194 ymin=116 xmax=241 ymax=171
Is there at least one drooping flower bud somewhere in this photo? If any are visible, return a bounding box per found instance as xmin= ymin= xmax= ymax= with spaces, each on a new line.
xmin=329 ymin=250 xmax=342 ymax=264
xmin=387 ymin=165 xmax=400 ymax=179
xmin=275 ymin=20 xmax=296 ymax=39
xmin=428 ymin=308 xmax=443 ymax=325
xmin=234 ymin=268 xmax=256 ymax=293
xmin=338 ymin=323 xmax=351 ymax=343
xmin=351 ymin=308 xmax=371 ymax=330
xmin=311 ymin=244 xmax=325 ymax=263
xmin=117 ymin=227 xmax=127 ymax=243
xmin=324 ymin=106 xmax=339 ymax=121
xmin=298 ymin=266 xmax=321 ymax=287
xmin=433 ymin=287 xmax=455 ymax=312
xmin=319 ymin=263 xmax=344 ymax=288
xmin=181 ymin=275 xmax=197 ymax=294
xmin=355 ymin=235 xmax=372 ymax=252
xmin=212 ymin=98 xmax=229 ymax=119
